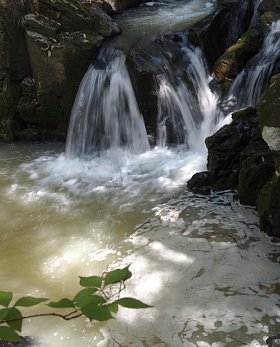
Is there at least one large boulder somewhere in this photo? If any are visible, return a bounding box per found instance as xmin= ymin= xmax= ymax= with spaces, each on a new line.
xmin=257 ymin=175 xmax=280 ymax=238
xmin=0 ymin=0 xmax=120 ymax=141
xmin=0 ymin=0 xmax=31 ymax=139
xmin=205 ymin=107 xmax=259 ymax=190
xmin=238 ymin=136 xmax=274 ymax=206
xmin=257 ymin=73 xmax=280 ymax=237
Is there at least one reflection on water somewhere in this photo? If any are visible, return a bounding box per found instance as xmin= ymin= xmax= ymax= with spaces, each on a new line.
xmin=0 ymin=142 xmax=206 ymax=346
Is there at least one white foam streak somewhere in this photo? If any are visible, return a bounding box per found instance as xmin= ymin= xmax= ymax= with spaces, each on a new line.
xmin=227 ymin=20 xmax=280 ymax=108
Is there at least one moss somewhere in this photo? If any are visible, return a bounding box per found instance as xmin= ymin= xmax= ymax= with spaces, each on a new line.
xmin=257 ymin=73 xmax=280 ymax=129
xmin=214 ymin=25 xmax=265 ymax=87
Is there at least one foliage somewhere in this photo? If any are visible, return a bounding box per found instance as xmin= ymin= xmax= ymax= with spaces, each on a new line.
xmin=0 ymin=266 xmax=152 ymax=344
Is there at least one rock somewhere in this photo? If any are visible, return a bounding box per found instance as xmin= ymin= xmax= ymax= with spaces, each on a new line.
xmin=188 ymin=0 xmax=253 ymax=68
xmin=105 ymin=0 xmax=143 ymax=12
xmin=214 ymin=25 xmax=265 ymax=91
xmin=126 ymin=48 xmax=165 ymax=141
xmin=256 ymin=72 xmax=280 ymax=236
xmin=257 ymin=73 xmax=280 ymax=131
xmin=205 ymin=107 xmax=259 ymax=190
xmin=238 ymin=136 xmax=274 ymax=206
xmin=0 ymin=0 xmax=31 ymax=135
xmin=257 ymin=175 xmax=280 ymax=238
xmin=187 ymin=171 xmax=211 ymax=195
xmin=19 ymin=0 xmax=119 ymax=136
xmin=0 ymin=0 xmax=120 ymax=140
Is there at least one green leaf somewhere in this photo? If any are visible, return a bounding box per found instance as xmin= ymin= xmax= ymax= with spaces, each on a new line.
xmin=107 ymin=302 xmax=119 ymax=314
xmin=116 ymin=298 xmax=153 ymax=309
xmin=73 ymin=288 xmax=98 ymax=305
xmin=76 ymin=295 xmax=105 ymax=309
xmin=0 ymin=326 xmax=24 ymax=343
xmin=48 ymin=298 xmax=75 ymax=309
xmin=104 ymin=266 xmax=132 ymax=286
xmin=0 ymin=308 xmax=9 ymax=321
xmin=79 ymin=276 xmax=102 ymax=288
xmin=81 ymin=304 xmax=112 ymax=321
xmin=14 ymin=296 xmax=48 ymax=307
xmin=0 ymin=291 xmax=12 ymax=307
xmin=5 ymin=308 xmax=22 ymax=332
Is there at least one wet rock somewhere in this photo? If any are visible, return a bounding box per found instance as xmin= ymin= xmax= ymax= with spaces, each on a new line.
xmin=187 ymin=172 xmax=211 ymax=195
xmin=256 ymin=73 xmax=280 ymax=236
xmin=214 ymin=25 xmax=265 ymax=91
xmin=238 ymin=137 xmax=274 ymax=206
xmin=257 ymin=175 xmax=280 ymax=238
xmin=0 ymin=0 xmax=120 ymax=140
xmin=205 ymin=107 xmax=259 ymax=190
xmin=188 ymin=0 xmax=253 ymax=68
xmin=0 ymin=0 xmax=31 ymax=136
xmin=257 ymin=73 xmax=280 ymax=131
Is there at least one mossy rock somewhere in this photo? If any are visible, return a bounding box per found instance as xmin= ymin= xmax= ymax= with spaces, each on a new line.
xmin=257 ymin=73 xmax=280 ymax=129
xmin=214 ymin=25 xmax=265 ymax=88
xmin=238 ymin=136 xmax=274 ymax=206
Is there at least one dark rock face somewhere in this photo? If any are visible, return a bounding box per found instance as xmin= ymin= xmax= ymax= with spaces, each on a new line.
xmin=214 ymin=25 xmax=265 ymax=91
xmin=188 ymin=0 xmax=253 ymax=69
xmin=206 ymin=107 xmax=259 ymax=190
xmin=0 ymin=0 xmax=31 ymax=139
xmin=257 ymin=175 xmax=280 ymax=238
xmin=0 ymin=0 xmax=120 ymax=141
xmin=238 ymin=137 xmax=274 ymax=206
xmin=256 ymin=73 xmax=280 ymax=236
xmin=187 ymin=171 xmax=211 ymax=195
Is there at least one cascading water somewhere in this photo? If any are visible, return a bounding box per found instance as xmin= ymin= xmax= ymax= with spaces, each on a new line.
xmin=226 ymin=20 xmax=280 ymax=109
xmin=66 ymin=48 xmax=150 ymax=157
xmin=157 ymin=44 xmax=220 ymax=152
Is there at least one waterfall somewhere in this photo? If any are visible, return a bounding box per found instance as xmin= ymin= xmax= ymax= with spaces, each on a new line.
xmin=250 ymin=0 xmax=263 ymax=27
xmin=66 ymin=48 xmax=150 ymax=157
xmin=157 ymin=44 xmax=219 ymax=153
xmin=226 ymin=20 xmax=280 ymax=109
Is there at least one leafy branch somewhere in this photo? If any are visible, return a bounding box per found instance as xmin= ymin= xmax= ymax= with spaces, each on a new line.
xmin=0 ymin=266 xmax=152 ymax=344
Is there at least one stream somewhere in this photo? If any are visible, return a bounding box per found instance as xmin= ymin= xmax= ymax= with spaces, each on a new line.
xmin=0 ymin=0 xmax=279 ymax=346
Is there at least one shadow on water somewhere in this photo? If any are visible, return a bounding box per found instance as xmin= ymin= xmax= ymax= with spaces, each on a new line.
xmin=99 ymin=192 xmax=280 ymax=347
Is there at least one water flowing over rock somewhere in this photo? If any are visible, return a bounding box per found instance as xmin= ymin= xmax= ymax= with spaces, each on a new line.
xmin=226 ymin=20 xmax=280 ymax=108
xmin=66 ymin=48 xmax=150 ymax=156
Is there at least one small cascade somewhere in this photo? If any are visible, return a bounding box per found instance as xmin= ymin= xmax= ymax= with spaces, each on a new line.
xmin=157 ymin=44 xmax=219 ymax=153
xmin=66 ymin=48 xmax=150 ymax=157
xmin=226 ymin=20 xmax=280 ymax=109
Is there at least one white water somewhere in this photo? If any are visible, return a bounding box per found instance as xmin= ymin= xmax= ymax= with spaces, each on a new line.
xmin=226 ymin=20 xmax=280 ymax=109
xmin=66 ymin=49 xmax=150 ymax=157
